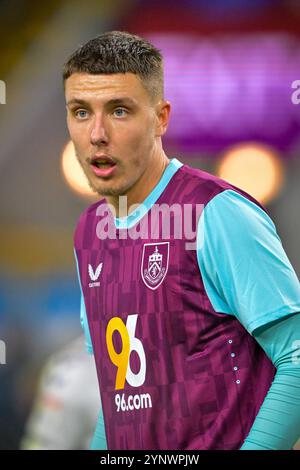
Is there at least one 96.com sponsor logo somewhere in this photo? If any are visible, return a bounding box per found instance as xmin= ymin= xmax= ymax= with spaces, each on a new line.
xmin=115 ymin=392 xmax=152 ymax=412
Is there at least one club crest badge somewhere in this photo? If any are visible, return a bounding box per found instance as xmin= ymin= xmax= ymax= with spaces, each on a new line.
xmin=141 ymin=242 xmax=169 ymax=290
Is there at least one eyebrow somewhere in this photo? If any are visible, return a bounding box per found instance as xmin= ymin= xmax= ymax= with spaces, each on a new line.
xmin=66 ymin=97 xmax=137 ymax=107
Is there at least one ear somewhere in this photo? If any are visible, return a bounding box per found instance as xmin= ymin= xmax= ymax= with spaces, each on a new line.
xmin=155 ymin=100 xmax=171 ymax=137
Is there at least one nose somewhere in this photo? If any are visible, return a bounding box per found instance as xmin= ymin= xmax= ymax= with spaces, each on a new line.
xmin=90 ymin=113 xmax=109 ymax=146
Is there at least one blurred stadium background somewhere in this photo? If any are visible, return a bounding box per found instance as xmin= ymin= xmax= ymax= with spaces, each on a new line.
xmin=0 ymin=0 xmax=299 ymax=449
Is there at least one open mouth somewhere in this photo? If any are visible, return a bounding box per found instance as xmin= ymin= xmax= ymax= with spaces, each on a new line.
xmin=91 ymin=155 xmax=115 ymax=168
xmin=91 ymin=158 xmax=115 ymax=169
xmin=90 ymin=156 xmax=117 ymax=177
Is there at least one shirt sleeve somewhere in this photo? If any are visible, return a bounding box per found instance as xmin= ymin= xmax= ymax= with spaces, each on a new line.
xmin=241 ymin=312 xmax=300 ymax=449
xmin=80 ymin=295 xmax=94 ymax=355
xmin=90 ymin=408 xmax=107 ymax=450
xmin=74 ymin=249 xmax=94 ymax=355
xmin=196 ymin=189 xmax=300 ymax=334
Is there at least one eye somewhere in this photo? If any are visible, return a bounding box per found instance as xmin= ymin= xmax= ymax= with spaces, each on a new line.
xmin=74 ymin=109 xmax=88 ymax=119
xmin=113 ymin=108 xmax=128 ymax=117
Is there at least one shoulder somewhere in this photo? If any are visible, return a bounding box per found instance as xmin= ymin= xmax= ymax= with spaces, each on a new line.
xmin=76 ymin=198 xmax=106 ymax=224
xmin=198 ymin=189 xmax=277 ymax=258
xmin=204 ymin=189 xmax=273 ymax=233
xmin=73 ymin=198 xmax=106 ymax=246
xmin=178 ymin=163 xmax=266 ymax=212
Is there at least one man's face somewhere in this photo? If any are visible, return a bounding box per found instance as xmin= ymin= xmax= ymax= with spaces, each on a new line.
xmin=65 ymin=72 xmax=168 ymax=197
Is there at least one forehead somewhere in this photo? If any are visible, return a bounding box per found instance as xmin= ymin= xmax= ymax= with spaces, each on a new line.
xmin=65 ymin=72 xmax=150 ymax=104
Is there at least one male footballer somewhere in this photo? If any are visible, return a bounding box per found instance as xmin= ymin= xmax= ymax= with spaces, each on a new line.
xmin=64 ymin=31 xmax=300 ymax=450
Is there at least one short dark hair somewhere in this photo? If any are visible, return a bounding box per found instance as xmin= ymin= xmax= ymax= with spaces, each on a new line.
xmin=63 ymin=31 xmax=164 ymax=101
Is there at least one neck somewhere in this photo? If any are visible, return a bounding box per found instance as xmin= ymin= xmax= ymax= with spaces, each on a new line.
xmin=106 ymin=148 xmax=170 ymax=218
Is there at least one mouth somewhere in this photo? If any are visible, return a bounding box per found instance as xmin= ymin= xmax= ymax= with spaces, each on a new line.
xmin=90 ymin=155 xmax=117 ymax=178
